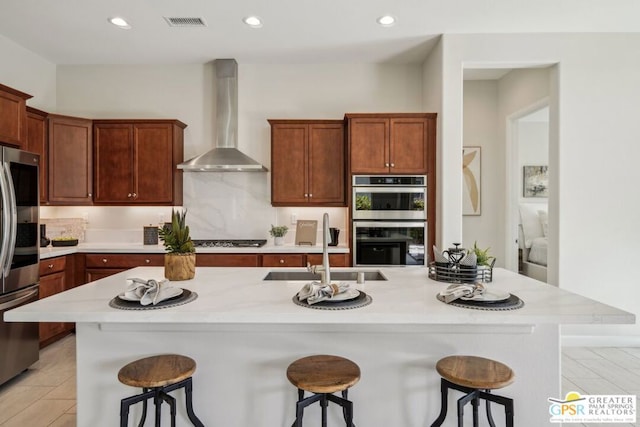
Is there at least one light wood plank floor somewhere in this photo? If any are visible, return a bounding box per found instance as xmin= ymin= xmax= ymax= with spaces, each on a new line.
xmin=0 ymin=334 xmax=637 ymax=426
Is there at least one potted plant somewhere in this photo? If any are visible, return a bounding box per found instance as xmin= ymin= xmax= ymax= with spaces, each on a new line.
xmin=269 ymin=224 xmax=288 ymax=246
xmin=159 ymin=209 xmax=196 ymax=281
xmin=471 ymin=241 xmax=495 ymax=267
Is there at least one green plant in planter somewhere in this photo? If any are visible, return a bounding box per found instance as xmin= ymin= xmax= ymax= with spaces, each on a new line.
xmin=355 ymin=195 xmax=372 ymax=210
xmin=159 ymin=209 xmax=195 ymax=254
xmin=269 ymin=225 xmax=288 ymax=238
xmin=471 ymin=241 xmax=495 ymax=266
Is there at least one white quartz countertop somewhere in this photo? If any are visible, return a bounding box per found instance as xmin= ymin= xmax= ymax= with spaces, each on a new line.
xmin=6 ymin=267 xmax=634 ymax=327
xmin=39 ymin=242 xmax=349 ymax=259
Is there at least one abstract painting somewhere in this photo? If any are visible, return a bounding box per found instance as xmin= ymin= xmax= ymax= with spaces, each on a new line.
xmin=523 ymin=165 xmax=548 ymax=197
xmin=463 ymin=146 xmax=481 ymax=215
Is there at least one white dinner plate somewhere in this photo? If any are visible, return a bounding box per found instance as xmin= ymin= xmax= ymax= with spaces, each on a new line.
xmin=326 ymin=288 xmax=360 ymax=302
xmin=460 ymin=289 xmax=510 ymax=302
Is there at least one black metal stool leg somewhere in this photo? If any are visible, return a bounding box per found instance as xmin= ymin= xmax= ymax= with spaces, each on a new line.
xmin=430 ymin=378 xmax=449 ymax=427
xmin=485 ymin=389 xmax=496 ymax=427
xmin=183 ymin=378 xmax=205 ymax=427
xmin=321 ymin=393 xmax=328 ymax=427
xmin=159 ymin=391 xmax=176 ymax=427
xmin=472 ymin=395 xmax=480 ymax=427
xmin=154 ymin=389 xmax=163 ymax=427
xmin=120 ymin=399 xmax=130 ymax=427
xmin=137 ymin=387 xmax=150 ymax=427
xmin=504 ymin=397 xmax=514 ymax=427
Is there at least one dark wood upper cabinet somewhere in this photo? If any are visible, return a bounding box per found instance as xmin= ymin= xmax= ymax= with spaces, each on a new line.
xmin=346 ymin=113 xmax=436 ymax=174
xmin=48 ymin=114 xmax=93 ymax=205
xmin=25 ymin=107 xmax=48 ymax=203
xmin=0 ymin=83 xmax=32 ymax=148
xmin=269 ymin=119 xmax=346 ymax=206
xmin=93 ymin=120 xmax=185 ymax=205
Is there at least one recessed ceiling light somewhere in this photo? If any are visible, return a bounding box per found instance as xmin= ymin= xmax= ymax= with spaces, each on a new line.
xmin=376 ymin=15 xmax=396 ymax=27
xmin=243 ymin=16 xmax=263 ymax=28
xmin=108 ymin=16 xmax=131 ymax=29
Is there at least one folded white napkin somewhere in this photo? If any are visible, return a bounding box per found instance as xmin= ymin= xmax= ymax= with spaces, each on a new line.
xmin=297 ymin=282 xmax=351 ymax=305
xmin=438 ymin=283 xmax=485 ymax=303
xmin=124 ymin=278 xmax=182 ymax=306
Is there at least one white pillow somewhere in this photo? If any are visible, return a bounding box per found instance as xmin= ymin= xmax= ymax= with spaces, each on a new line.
xmin=519 ymin=204 xmax=544 ymax=248
xmin=538 ymin=210 xmax=549 ymax=237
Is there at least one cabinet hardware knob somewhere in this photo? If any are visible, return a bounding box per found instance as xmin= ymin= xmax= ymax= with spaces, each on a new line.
xmin=309 ymin=193 xmax=312 ymax=197
xmin=390 ymin=163 xmax=395 ymax=167
xmin=133 ymin=193 xmax=137 ymax=198
xmin=279 ymin=259 xmax=285 ymax=264
xmin=127 ymin=193 xmax=132 ymax=198
xmin=88 ymin=193 xmax=92 ymax=197
xmin=385 ymin=163 xmax=390 ymax=167
xmin=304 ymin=193 xmax=308 ymax=197
xmin=48 ymin=264 xmax=54 ymax=269
xmin=102 ymin=258 xmax=108 ymax=263
xmin=145 ymin=259 xmax=150 ymax=263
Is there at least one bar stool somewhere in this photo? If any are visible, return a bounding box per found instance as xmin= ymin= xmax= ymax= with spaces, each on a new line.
xmin=286 ymin=354 xmax=360 ymax=427
xmin=430 ymin=355 xmax=515 ymax=427
xmin=118 ymin=354 xmax=204 ymax=427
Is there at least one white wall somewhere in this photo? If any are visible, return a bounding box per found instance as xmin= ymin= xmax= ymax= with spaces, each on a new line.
xmin=442 ymin=33 xmax=640 ymax=344
xmin=462 ymin=80 xmax=502 ymax=262
xmin=0 ymin=33 xmax=56 ymax=111
xmin=53 ymin=62 xmax=424 ymax=242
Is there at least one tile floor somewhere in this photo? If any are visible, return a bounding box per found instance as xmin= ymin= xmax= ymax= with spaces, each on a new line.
xmin=0 ymin=334 xmax=637 ymax=426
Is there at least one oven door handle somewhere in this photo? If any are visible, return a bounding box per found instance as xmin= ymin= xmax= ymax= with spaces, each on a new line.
xmin=352 ymin=221 xmax=426 ymax=228
xmin=1 ymin=162 xmax=17 ymax=278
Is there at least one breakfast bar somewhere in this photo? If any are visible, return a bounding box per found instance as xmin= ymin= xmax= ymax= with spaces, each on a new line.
xmin=5 ymin=267 xmax=634 ymax=426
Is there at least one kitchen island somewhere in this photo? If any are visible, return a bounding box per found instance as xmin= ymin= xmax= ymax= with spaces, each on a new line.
xmin=6 ymin=267 xmax=634 ymax=426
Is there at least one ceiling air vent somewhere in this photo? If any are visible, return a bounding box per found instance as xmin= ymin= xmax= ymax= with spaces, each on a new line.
xmin=164 ymin=17 xmax=207 ymax=27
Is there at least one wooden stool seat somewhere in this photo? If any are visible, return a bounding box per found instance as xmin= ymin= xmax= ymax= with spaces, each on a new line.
xmin=118 ymin=354 xmax=196 ymax=388
xmin=287 ymin=354 xmax=361 ymax=394
xmin=431 ymin=355 xmax=515 ymax=427
xmin=436 ymin=355 xmax=514 ymax=390
xmin=118 ymin=354 xmax=203 ymax=427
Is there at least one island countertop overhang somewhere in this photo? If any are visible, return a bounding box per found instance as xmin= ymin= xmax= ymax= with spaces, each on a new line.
xmin=5 ymin=267 xmax=635 ymax=327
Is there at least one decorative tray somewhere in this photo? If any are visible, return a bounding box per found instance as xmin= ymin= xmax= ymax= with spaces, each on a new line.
xmin=51 ymin=239 xmax=79 ymax=247
xmin=428 ymin=261 xmax=494 ymax=284
xmin=293 ymin=291 xmax=372 ymax=310
xmin=109 ymin=289 xmax=198 ymax=310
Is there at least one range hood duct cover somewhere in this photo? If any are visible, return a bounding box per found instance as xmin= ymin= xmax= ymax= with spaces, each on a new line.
xmin=178 ymin=59 xmax=267 ymax=172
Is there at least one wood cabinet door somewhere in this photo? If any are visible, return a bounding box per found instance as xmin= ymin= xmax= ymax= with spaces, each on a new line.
xmin=349 ymin=118 xmax=389 ymax=174
xmin=389 ymin=118 xmax=429 ymax=174
xmin=262 ymin=254 xmax=305 ymax=267
xmin=196 ymin=254 xmax=259 ymax=267
xmin=86 ymin=269 xmax=125 ymax=282
xmin=39 ymin=271 xmax=66 ymax=343
xmin=94 ymin=124 xmax=134 ymax=203
xmin=306 ymin=253 xmax=350 ymax=267
xmin=48 ymin=115 xmax=93 ymax=204
xmin=270 ymin=123 xmax=308 ymax=205
xmin=308 ymin=124 xmax=345 ymax=205
xmin=26 ymin=108 xmax=48 ymax=203
xmin=0 ymin=84 xmax=30 ymax=148
xmin=133 ymin=123 xmax=174 ymax=204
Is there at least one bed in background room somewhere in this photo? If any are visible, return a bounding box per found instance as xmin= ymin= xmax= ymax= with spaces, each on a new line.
xmin=519 ymin=203 xmax=548 ymax=282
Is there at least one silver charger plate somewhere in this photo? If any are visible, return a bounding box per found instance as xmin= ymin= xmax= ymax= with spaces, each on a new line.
xmin=293 ymin=291 xmax=372 ymax=310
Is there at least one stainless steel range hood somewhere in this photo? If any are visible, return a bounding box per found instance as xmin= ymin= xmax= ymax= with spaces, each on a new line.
xmin=178 ymin=59 xmax=267 ymax=172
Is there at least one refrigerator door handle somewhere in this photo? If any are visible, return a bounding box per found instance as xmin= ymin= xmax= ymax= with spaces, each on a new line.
xmin=1 ymin=162 xmax=17 ymax=277
xmin=0 ymin=287 xmax=38 ymax=311
xmin=0 ymin=162 xmax=11 ymax=277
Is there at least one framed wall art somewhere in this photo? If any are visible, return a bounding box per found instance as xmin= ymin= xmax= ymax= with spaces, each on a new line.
xmin=462 ymin=146 xmax=481 ymax=215
xmin=523 ymin=165 xmax=548 ymax=198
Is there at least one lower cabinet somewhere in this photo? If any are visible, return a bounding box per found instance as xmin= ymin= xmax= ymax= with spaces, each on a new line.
xmin=85 ymin=254 xmax=164 ymax=282
xmin=306 ymin=253 xmax=349 ymax=267
xmin=196 ymin=254 xmax=259 ymax=267
xmin=39 ymin=256 xmax=73 ymax=347
xmin=262 ymin=254 xmax=305 ymax=267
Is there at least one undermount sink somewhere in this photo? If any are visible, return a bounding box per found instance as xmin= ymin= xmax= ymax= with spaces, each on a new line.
xmin=262 ymin=270 xmax=387 ymax=281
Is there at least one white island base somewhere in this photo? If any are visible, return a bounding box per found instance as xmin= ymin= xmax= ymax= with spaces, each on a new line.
xmin=77 ymin=322 xmax=558 ymax=427
xmin=7 ymin=266 xmax=633 ymax=427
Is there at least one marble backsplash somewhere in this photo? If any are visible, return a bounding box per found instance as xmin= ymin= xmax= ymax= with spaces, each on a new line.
xmin=39 ymin=173 xmax=348 ymax=245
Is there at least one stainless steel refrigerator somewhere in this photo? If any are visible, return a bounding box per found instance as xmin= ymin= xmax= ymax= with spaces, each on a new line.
xmin=0 ymin=146 xmax=40 ymax=386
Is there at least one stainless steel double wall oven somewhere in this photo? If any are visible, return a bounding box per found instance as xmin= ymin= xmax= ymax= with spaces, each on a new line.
xmin=0 ymin=146 xmax=40 ymax=385
xmin=352 ymin=175 xmax=427 ymax=266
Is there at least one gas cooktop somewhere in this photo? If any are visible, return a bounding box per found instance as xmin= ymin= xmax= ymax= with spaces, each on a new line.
xmin=192 ymin=239 xmax=267 ymax=248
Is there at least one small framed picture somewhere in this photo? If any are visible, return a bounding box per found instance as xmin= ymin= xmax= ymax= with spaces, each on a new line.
xmin=523 ymin=166 xmax=548 ymax=198
xmin=463 ymin=146 xmax=481 ymax=215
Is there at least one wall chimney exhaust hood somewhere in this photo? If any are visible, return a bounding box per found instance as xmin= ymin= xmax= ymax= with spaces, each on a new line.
xmin=178 ymin=59 xmax=267 ymax=172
